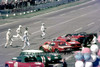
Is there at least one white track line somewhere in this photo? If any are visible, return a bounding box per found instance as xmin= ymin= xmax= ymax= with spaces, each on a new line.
xmin=34 ymin=21 xmax=41 ymax=24
xmin=87 ymin=22 xmax=95 ymax=26
xmin=65 ymin=55 xmax=73 ymax=60
xmin=75 ymin=27 xmax=82 ymax=32
xmin=60 ymin=14 xmax=66 ymax=16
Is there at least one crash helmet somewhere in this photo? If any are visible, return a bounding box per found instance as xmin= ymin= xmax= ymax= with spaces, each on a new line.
xmin=75 ymin=61 xmax=84 ymax=67
xmin=19 ymin=25 xmax=22 ymax=28
xmin=84 ymin=53 xmax=91 ymax=61
xmin=74 ymin=51 xmax=81 ymax=55
xmin=82 ymin=47 xmax=91 ymax=54
xmin=25 ymin=27 xmax=28 ymax=30
xmin=8 ymin=29 xmax=11 ymax=31
xmin=74 ymin=52 xmax=84 ymax=61
xmin=90 ymin=44 xmax=99 ymax=54
xmin=85 ymin=62 xmax=93 ymax=67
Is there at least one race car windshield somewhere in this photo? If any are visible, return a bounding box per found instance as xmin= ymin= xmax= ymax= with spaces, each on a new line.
xmin=50 ymin=43 xmax=55 ymax=46
xmin=20 ymin=52 xmax=33 ymax=55
xmin=66 ymin=39 xmax=71 ymax=42
xmin=59 ymin=43 xmax=66 ymax=46
xmin=20 ymin=52 xmax=39 ymax=55
xmin=25 ymin=57 xmax=37 ymax=62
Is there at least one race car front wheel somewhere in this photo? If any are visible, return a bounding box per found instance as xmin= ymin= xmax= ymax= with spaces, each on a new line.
xmin=5 ymin=64 xmax=9 ymax=67
xmin=39 ymin=47 xmax=44 ymax=52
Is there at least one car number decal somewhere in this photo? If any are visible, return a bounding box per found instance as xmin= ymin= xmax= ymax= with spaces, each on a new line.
xmin=43 ymin=45 xmax=49 ymax=49
xmin=14 ymin=62 xmax=18 ymax=67
xmin=48 ymin=46 xmax=52 ymax=51
xmin=41 ymin=56 xmax=46 ymax=63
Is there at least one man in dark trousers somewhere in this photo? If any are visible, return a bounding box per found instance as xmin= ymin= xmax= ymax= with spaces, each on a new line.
xmin=62 ymin=59 xmax=67 ymax=67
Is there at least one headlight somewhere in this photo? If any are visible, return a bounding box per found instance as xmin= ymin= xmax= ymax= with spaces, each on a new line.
xmin=35 ymin=62 xmax=41 ymax=65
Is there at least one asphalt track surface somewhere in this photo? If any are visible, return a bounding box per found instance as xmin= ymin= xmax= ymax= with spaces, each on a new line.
xmin=0 ymin=0 xmax=100 ymax=66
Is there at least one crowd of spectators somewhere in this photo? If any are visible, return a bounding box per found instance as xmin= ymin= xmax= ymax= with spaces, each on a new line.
xmin=0 ymin=0 xmax=48 ymax=10
xmin=0 ymin=0 xmax=75 ymax=10
xmin=74 ymin=44 xmax=100 ymax=67
xmin=74 ymin=32 xmax=100 ymax=67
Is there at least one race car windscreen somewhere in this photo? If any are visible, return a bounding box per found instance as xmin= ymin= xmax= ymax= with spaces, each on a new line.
xmin=66 ymin=39 xmax=71 ymax=42
xmin=25 ymin=57 xmax=37 ymax=62
xmin=58 ymin=43 xmax=66 ymax=46
xmin=20 ymin=52 xmax=33 ymax=55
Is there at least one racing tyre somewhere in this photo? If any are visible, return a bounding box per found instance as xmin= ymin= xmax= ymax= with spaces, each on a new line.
xmin=39 ymin=47 xmax=44 ymax=52
xmin=55 ymin=49 xmax=59 ymax=53
xmin=5 ymin=64 xmax=9 ymax=67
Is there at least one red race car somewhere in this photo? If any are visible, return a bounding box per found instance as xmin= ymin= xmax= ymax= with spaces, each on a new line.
xmin=39 ymin=40 xmax=72 ymax=53
xmin=5 ymin=56 xmax=44 ymax=67
xmin=65 ymin=32 xmax=97 ymax=47
xmin=57 ymin=36 xmax=81 ymax=49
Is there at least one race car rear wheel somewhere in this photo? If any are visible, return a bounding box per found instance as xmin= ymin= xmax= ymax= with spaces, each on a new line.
xmin=5 ymin=64 xmax=9 ymax=67
xmin=55 ymin=49 xmax=59 ymax=53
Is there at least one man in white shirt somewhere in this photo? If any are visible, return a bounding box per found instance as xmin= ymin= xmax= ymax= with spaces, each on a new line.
xmin=22 ymin=31 xmax=30 ymax=50
xmin=13 ymin=25 xmax=23 ymax=41
xmin=41 ymin=23 xmax=46 ymax=39
xmin=5 ymin=29 xmax=13 ymax=48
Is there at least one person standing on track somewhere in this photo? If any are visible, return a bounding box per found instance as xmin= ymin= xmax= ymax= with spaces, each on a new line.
xmin=21 ymin=31 xmax=30 ymax=50
xmin=62 ymin=59 xmax=67 ymax=67
xmin=5 ymin=29 xmax=13 ymax=48
xmin=41 ymin=23 xmax=46 ymax=39
xmin=13 ymin=25 xmax=23 ymax=41
xmin=91 ymin=34 xmax=97 ymax=44
xmin=21 ymin=27 xmax=31 ymax=50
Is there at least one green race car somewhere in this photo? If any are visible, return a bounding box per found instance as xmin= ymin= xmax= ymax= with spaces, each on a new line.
xmin=17 ymin=50 xmax=62 ymax=65
xmin=6 ymin=56 xmax=44 ymax=67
